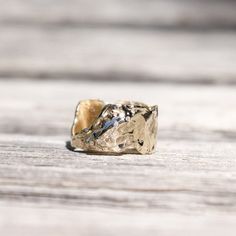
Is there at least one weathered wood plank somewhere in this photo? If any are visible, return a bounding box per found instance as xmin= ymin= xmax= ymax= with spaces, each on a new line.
xmin=1 ymin=204 xmax=236 ymax=236
xmin=0 ymin=29 xmax=236 ymax=84
xmin=0 ymin=1 xmax=236 ymax=233
xmin=0 ymin=80 xmax=236 ymax=234
xmin=0 ymin=133 xmax=236 ymax=211
xmin=0 ymin=80 xmax=236 ymax=139
xmin=1 ymin=0 xmax=236 ymax=29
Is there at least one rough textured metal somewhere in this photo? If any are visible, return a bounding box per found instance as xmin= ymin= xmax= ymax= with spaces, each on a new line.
xmin=71 ymin=100 xmax=158 ymax=154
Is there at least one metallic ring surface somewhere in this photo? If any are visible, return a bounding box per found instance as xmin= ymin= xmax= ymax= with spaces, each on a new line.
xmin=71 ymin=99 xmax=158 ymax=154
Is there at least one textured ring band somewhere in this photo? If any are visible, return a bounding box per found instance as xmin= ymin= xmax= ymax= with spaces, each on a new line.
xmin=71 ymin=99 xmax=158 ymax=154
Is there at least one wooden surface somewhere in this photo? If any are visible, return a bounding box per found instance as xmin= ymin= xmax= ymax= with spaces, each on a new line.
xmin=0 ymin=81 xmax=236 ymax=235
xmin=0 ymin=0 xmax=236 ymax=235
xmin=1 ymin=29 xmax=236 ymax=84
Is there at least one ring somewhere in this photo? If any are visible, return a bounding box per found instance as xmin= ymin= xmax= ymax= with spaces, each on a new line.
xmin=71 ymin=99 xmax=158 ymax=154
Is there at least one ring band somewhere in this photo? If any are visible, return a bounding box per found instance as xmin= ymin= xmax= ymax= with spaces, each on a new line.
xmin=71 ymin=99 xmax=158 ymax=154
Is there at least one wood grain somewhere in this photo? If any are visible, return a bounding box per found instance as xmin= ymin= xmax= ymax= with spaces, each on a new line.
xmin=0 ymin=0 xmax=236 ymax=234
xmin=0 ymin=81 xmax=236 ymax=225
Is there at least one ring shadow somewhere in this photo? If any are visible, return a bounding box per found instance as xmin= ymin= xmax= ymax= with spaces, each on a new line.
xmin=65 ymin=140 xmax=124 ymax=156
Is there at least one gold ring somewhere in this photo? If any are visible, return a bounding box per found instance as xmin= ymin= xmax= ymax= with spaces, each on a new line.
xmin=71 ymin=99 xmax=158 ymax=154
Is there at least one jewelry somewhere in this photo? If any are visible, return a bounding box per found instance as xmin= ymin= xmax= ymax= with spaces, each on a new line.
xmin=71 ymin=99 xmax=158 ymax=154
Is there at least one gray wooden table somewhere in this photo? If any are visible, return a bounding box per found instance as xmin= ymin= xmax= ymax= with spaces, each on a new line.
xmin=0 ymin=1 xmax=236 ymax=235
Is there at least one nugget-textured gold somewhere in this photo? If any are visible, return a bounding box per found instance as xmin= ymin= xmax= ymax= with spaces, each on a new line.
xmin=71 ymin=99 xmax=158 ymax=154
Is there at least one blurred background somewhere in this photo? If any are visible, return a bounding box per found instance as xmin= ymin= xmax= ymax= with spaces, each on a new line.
xmin=0 ymin=1 xmax=236 ymax=235
xmin=1 ymin=0 xmax=236 ymax=83
xmin=0 ymin=0 xmax=236 ymax=138
xmin=0 ymin=0 xmax=236 ymax=140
